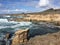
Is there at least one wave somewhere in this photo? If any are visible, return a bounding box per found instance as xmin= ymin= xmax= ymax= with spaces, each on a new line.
xmin=4 ymin=15 xmax=11 ymax=18
xmin=10 ymin=22 xmax=32 ymax=28
xmin=0 ymin=19 xmax=8 ymax=22
xmin=0 ymin=19 xmax=32 ymax=25
xmin=0 ymin=21 xmax=32 ymax=29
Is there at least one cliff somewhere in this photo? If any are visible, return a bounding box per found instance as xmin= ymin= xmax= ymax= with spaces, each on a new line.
xmin=10 ymin=9 xmax=60 ymax=25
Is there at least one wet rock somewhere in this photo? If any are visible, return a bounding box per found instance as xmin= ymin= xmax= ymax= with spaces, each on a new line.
xmin=5 ymin=33 xmax=12 ymax=45
xmin=5 ymin=33 xmax=10 ymax=39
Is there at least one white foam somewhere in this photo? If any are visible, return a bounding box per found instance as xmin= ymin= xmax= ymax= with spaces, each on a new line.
xmin=0 ymin=21 xmax=32 ymax=29
xmin=10 ymin=22 xmax=32 ymax=28
xmin=5 ymin=15 xmax=11 ymax=17
xmin=19 ymin=22 xmax=32 ymax=26
xmin=0 ymin=19 xmax=8 ymax=22
xmin=0 ymin=26 xmax=9 ymax=29
xmin=9 ymin=21 xmax=19 ymax=24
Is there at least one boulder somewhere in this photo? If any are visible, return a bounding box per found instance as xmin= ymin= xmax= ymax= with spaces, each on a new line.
xmin=12 ymin=28 xmax=29 ymax=45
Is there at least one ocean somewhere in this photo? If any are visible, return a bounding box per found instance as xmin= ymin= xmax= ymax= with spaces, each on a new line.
xmin=0 ymin=18 xmax=32 ymax=40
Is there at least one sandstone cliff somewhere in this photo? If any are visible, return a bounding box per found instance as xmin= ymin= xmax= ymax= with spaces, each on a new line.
xmin=10 ymin=9 xmax=60 ymax=22
xmin=12 ymin=28 xmax=29 ymax=45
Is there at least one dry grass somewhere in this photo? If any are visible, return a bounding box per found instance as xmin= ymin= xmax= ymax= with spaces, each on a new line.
xmin=26 ymin=31 xmax=60 ymax=45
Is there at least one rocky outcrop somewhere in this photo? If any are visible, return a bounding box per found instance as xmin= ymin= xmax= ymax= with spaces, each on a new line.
xmin=5 ymin=33 xmax=11 ymax=40
xmin=11 ymin=28 xmax=29 ymax=45
xmin=27 ymin=31 xmax=60 ymax=45
xmin=10 ymin=9 xmax=60 ymax=23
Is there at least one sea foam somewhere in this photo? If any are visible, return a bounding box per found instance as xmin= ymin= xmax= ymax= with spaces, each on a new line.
xmin=0 ymin=19 xmax=32 ymax=29
xmin=0 ymin=19 xmax=8 ymax=22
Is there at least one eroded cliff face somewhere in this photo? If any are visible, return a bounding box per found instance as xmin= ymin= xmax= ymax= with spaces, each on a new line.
xmin=12 ymin=13 xmax=60 ymax=22
xmin=23 ymin=14 xmax=60 ymax=22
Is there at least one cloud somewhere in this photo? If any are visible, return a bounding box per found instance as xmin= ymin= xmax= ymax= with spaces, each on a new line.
xmin=38 ymin=0 xmax=49 ymax=7
xmin=0 ymin=9 xmax=30 ymax=14
xmin=36 ymin=0 xmax=51 ymax=8
xmin=1 ymin=0 xmax=60 ymax=14
xmin=14 ymin=9 xmax=28 ymax=12
xmin=37 ymin=0 xmax=60 ymax=9
xmin=0 ymin=0 xmax=38 ymax=10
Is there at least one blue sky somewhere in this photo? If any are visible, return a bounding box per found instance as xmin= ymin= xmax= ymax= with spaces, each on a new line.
xmin=0 ymin=0 xmax=60 ymax=14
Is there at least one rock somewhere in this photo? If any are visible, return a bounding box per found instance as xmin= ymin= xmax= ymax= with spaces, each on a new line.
xmin=5 ymin=33 xmax=10 ymax=39
xmin=5 ymin=33 xmax=12 ymax=45
xmin=11 ymin=28 xmax=29 ymax=45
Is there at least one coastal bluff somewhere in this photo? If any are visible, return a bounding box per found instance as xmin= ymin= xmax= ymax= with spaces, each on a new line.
xmin=10 ymin=8 xmax=60 ymax=23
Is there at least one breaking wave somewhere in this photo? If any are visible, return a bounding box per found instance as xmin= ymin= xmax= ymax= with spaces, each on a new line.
xmin=0 ymin=19 xmax=8 ymax=22
xmin=0 ymin=19 xmax=32 ymax=29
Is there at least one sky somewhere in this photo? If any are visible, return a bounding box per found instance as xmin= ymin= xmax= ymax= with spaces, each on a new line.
xmin=0 ymin=0 xmax=60 ymax=14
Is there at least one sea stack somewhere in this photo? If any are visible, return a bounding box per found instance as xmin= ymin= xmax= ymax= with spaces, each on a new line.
xmin=11 ymin=28 xmax=29 ymax=45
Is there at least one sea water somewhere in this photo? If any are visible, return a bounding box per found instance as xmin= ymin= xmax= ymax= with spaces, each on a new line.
xmin=0 ymin=18 xmax=32 ymax=40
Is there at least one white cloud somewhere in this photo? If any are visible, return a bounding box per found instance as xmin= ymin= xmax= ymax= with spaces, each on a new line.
xmin=38 ymin=0 xmax=49 ymax=7
xmin=37 ymin=0 xmax=60 ymax=9
xmin=37 ymin=0 xmax=52 ymax=8
xmin=0 ymin=9 xmax=30 ymax=13
xmin=15 ymin=9 xmax=28 ymax=12
xmin=52 ymin=7 xmax=60 ymax=9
